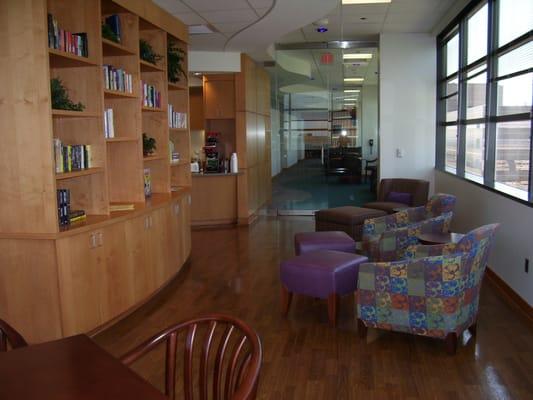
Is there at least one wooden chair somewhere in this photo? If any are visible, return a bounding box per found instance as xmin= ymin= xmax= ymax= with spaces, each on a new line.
xmin=0 ymin=319 xmax=28 ymax=351
xmin=121 ymin=314 xmax=262 ymax=400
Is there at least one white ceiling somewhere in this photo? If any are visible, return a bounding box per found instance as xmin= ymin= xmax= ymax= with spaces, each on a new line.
xmin=279 ymin=0 xmax=457 ymax=44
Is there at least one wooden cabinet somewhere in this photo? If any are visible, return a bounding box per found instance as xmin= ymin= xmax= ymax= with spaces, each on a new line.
xmin=180 ymin=194 xmax=191 ymax=263
xmin=204 ymin=76 xmax=235 ymax=119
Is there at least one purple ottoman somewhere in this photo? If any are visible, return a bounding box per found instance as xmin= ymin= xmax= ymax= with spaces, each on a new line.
xmin=294 ymin=231 xmax=356 ymax=256
xmin=280 ymin=250 xmax=368 ymax=326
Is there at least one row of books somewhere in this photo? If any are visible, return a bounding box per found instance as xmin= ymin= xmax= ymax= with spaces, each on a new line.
xmin=57 ymin=189 xmax=86 ymax=226
xmin=104 ymin=108 xmax=116 ymax=138
xmin=168 ymin=105 xmax=187 ymax=129
xmin=141 ymin=81 xmax=162 ymax=109
xmin=47 ymin=14 xmax=88 ymax=57
xmin=53 ymin=139 xmax=93 ymax=173
xmin=103 ymin=65 xmax=133 ymax=93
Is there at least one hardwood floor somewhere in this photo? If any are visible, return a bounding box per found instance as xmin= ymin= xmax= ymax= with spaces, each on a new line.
xmin=94 ymin=216 xmax=533 ymax=399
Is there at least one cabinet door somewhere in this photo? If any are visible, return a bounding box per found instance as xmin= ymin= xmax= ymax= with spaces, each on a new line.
xmin=167 ymin=200 xmax=183 ymax=277
xmin=204 ymin=79 xmax=235 ymax=119
xmin=56 ymin=231 xmax=105 ymax=336
xmin=125 ymin=214 xmax=154 ymax=303
xmin=180 ymin=195 xmax=191 ymax=263
xmin=149 ymin=207 xmax=170 ymax=287
xmin=100 ymin=222 xmax=132 ymax=322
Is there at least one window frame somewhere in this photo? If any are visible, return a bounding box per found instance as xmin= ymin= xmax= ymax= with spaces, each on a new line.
xmin=436 ymin=0 xmax=533 ymax=206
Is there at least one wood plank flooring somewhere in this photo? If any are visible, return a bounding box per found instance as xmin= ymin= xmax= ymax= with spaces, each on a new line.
xmin=94 ymin=216 xmax=533 ymax=399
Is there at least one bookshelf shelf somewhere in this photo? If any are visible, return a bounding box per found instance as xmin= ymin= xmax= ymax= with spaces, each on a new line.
xmin=140 ymin=59 xmax=165 ymax=72
xmin=55 ymin=167 xmax=105 ymax=180
xmin=106 ymin=137 xmax=138 ymax=143
xmin=104 ymin=89 xmax=137 ymax=98
xmin=143 ymin=155 xmax=166 ymax=162
xmin=142 ymin=106 xmax=165 ymax=113
xmin=48 ymin=48 xmax=97 ymax=68
xmin=168 ymin=81 xmax=187 ymax=91
xmin=52 ymin=109 xmax=100 ymax=118
xmin=102 ymin=38 xmax=136 ymax=56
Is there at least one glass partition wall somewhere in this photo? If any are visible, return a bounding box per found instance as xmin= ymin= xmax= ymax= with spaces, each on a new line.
xmin=269 ymin=44 xmax=379 ymax=214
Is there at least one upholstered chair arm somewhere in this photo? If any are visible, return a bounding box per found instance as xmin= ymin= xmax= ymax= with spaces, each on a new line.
xmin=362 ymin=206 xmax=426 ymax=237
xmin=404 ymin=243 xmax=460 ymax=259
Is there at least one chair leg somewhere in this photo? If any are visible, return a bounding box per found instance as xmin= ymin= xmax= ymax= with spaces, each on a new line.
xmin=468 ymin=321 xmax=477 ymax=336
xmin=327 ymin=293 xmax=339 ymax=327
xmin=280 ymin=286 xmax=292 ymax=317
xmin=445 ymin=332 xmax=458 ymax=355
xmin=357 ymin=319 xmax=367 ymax=339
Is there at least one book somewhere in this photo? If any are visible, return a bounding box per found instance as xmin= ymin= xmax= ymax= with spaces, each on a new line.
xmin=104 ymin=108 xmax=115 ymax=138
xmin=141 ymin=81 xmax=161 ymax=108
xmin=144 ymin=168 xmax=152 ymax=197
xmin=47 ymin=14 xmax=88 ymax=58
xmin=109 ymin=204 xmax=135 ymax=212
xmin=56 ymin=189 xmax=71 ymax=226
xmin=105 ymin=15 xmax=121 ymax=43
xmin=53 ymin=139 xmax=93 ymax=173
xmin=168 ymin=104 xmax=187 ymax=129
xmin=103 ymin=65 xmax=133 ymax=93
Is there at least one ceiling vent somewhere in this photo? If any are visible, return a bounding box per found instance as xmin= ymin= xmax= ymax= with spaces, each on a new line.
xmin=188 ymin=24 xmax=218 ymax=35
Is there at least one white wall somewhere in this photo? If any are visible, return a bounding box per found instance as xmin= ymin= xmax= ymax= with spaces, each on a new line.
xmin=379 ymin=33 xmax=437 ymax=193
xmin=188 ymin=51 xmax=241 ymax=73
xmin=435 ymin=171 xmax=533 ymax=306
xmin=361 ymin=84 xmax=378 ymax=160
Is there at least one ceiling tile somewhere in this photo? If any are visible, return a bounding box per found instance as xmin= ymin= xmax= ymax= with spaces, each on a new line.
xmin=182 ymin=0 xmax=251 ymax=12
xmin=247 ymin=0 xmax=274 ymax=8
xmin=189 ymin=33 xmax=228 ymax=51
xmin=213 ymin=21 xmax=250 ymax=33
xmin=200 ymin=9 xmax=258 ymax=23
xmin=153 ymin=0 xmax=191 ymax=14
xmin=172 ymin=12 xmax=206 ymax=25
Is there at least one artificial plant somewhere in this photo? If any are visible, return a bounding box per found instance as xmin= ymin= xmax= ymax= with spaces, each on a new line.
xmin=50 ymin=78 xmax=85 ymax=111
xmin=167 ymin=43 xmax=187 ymax=84
xmin=102 ymin=23 xmax=120 ymax=43
xmin=142 ymin=133 xmax=157 ymax=156
xmin=139 ymin=39 xmax=163 ymax=65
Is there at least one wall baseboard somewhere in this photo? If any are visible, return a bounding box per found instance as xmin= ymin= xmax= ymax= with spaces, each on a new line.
xmin=485 ymin=267 xmax=533 ymax=329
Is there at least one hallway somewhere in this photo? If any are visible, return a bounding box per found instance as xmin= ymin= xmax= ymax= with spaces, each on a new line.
xmin=95 ymin=217 xmax=533 ymax=399
xmin=271 ymin=159 xmax=375 ymax=212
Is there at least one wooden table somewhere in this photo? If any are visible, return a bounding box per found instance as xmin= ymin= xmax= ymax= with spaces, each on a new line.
xmin=0 ymin=335 xmax=166 ymax=400
xmin=417 ymin=232 xmax=465 ymax=245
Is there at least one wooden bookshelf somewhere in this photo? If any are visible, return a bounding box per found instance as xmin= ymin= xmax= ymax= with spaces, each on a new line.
xmin=0 ymin=0 xmax=191 ymax=343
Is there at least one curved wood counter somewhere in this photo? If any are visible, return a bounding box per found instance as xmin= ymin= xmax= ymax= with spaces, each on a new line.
xmin=0 ymin=191 xmax=191 ymax=343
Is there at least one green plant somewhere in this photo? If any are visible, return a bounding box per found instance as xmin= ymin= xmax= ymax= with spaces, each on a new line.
xmin=167 ymin=43 xmax=187 ymax=84
xmin=143 ymin=133 xmax=157 ymax=156
xmin=50 ymin=78 xmax=85 ymax=111
xmin=139 ymin=39 xmax=163 ymax=65
xmin=102 ymin=23 xmax=120 ymax=43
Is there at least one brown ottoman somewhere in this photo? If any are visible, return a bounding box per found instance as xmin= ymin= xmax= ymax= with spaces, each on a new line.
xmin=315 ymin=206 xmax=387 ymax=241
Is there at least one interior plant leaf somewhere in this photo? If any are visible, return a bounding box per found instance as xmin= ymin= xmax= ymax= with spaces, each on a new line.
xmin=50 ymin=78 xmax=85 ymax=111
xmin=140 ymin=39 xmax=163 ymax=65
xmin=167 ymin=43 xmax=187 ymax=84
xmin=143 ymin=133 xmax=157 ymax=155
xmin=102 ymin=24 xmax=120 ymax=43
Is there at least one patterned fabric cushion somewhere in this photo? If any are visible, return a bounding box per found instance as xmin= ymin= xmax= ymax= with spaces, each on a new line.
xmin=357 ymin=223 xmax=499 ymax=340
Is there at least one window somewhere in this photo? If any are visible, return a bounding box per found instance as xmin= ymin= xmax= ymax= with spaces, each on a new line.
xmin=437 ymin=0 xmax=533 ymax=204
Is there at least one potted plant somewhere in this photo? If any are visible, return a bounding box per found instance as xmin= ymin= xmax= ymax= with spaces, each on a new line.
xmin=167 ymin=43 xmax=186 ymax=84
xmin=142 ymin=133 xmax=157 ymax=156
xmin=139 ymin=39 xmax=163 ymax=65
xmin=50 ymin=78 xmax=85 ymax=111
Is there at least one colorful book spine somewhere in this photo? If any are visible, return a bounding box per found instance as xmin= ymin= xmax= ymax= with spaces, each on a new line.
xmin=104 ymin=108 xmax=115 ymax=138
xmin=104 ymin=15 xmax=121 ymax=42
xmin=168 ymin=104 xmax=187 ymax=129
xmin=103 ymin=65 xmax=133 ymax=93
xmin=141 ymin=81 xmax=161 ymax=109
xmin=56 ymin=189 xmax=71 ymax=226
xmin=53 ymin=139 xmax=93 ymax=173
xmin=47 ymin=14 xmax=88 ymax=57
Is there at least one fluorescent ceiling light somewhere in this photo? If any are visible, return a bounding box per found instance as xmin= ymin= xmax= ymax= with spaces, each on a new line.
xmin=344 ymin=89 xmax=360 ymax=93
xmin=344 ymin=78 xmax=364 ymax=82
xmin=189 ymin=24 xmax=217 ymax=35
xmin=343 ymin=53 xmax=373 ymax=60
xmin=344 ymin=98 xmax=358 ymax=101
xmin=342 ymin=0 xmax=391 ymax=4
xmin=344 ymin=103 xmax=356 ymax=106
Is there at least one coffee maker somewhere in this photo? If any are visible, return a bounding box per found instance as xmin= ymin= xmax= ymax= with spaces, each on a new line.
xmin=204 ymin=132 xmax=221 ymax=173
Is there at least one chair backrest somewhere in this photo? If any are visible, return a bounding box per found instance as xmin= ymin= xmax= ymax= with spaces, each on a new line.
xmin=377 ymin=178 xmax=429 ymax=206
xmin=424 ymin=193 xmax=457 ymax=217
xmin=121 ymin=314 xmax=262 ymax=400
xmin=0 ymin=319 xmax=28 ymax=352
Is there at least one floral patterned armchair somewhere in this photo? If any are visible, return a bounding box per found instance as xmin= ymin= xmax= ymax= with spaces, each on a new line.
xmin=356 ymin=223 xmax=499 ymax=354
xmin=361 ymin=193 xmax=457 ymax=262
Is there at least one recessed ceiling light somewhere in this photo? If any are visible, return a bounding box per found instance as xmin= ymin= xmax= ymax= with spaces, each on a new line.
xmin=344 ymin=98 xmax=358 ymax=101
xmin=343 ymin=53 xmax=373 ymax=60
xmin=342 ymin=0 xmax=391 ymax=4
xmin=344 ymin=103 xmax=356 ymax=106
xmin=344 ymin=89 xmax=360 ymax=93
xmin=189 ymin=24 xmax=217 ymax=35
xmin=344 ymin=78 xmax=364 ymax=82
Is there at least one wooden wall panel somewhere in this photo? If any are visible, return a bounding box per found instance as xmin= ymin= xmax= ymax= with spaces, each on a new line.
xmin=189 ymin=86 xmax=204 ymax=130
xmin=0 ymin=0 xmax=58 ymax=234
xmin=191 ymin=176 xmax=237 ymax=225
xmin=0 ymin=239 xmax=63 ymax=342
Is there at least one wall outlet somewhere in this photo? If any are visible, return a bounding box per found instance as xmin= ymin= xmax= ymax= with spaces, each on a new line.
xmin=396 ymin=148 xmax=404 ymax=158
xmin=525 ymin=258 xmax=529 ymax=273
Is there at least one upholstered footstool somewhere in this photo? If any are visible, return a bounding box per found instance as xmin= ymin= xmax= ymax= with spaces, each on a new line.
xmin=315 ymin=206 xmax=387 ymax=241
xmin=294 ymin=231 xmax=356 ymax=256
xmin=280 ymin=250 xmax=368 ymax=326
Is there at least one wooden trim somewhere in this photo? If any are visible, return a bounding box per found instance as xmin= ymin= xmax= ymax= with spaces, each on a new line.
xmin=191 ymin=221 xmax=237 ymax=229
xmin=485 ymin=267 xmax=533 ymax=329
